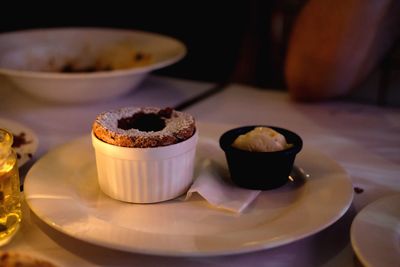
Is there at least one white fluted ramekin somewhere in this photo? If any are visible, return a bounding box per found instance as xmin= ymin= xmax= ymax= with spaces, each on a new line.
xmin=91 ymin=130 xmax=198 ymax=203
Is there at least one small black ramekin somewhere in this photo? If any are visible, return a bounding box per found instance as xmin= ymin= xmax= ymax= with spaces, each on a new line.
xmin=219 ymin=126 xmax=303 ymax=190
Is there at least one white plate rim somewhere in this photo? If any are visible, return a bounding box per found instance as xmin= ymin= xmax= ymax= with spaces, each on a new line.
xmin=24 ymin=128 xmax=354 ymax=257
xmin=350 ymin=194 xmax=400 ymax=267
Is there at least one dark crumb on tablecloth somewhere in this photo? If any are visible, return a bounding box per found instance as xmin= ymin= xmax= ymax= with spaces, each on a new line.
xmin=354 ymin=187 xmax=364 ymax=194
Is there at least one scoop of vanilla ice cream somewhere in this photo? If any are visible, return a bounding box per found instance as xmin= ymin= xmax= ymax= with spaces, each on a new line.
xmin=232 ymin=127 xmax=289 ymax=152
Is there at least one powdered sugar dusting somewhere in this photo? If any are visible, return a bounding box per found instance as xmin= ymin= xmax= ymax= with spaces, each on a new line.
xmin=95 ymin=107 xmax=195 ymax=139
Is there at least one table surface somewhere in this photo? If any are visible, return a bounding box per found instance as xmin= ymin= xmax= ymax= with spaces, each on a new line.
xmin=0 ymin=75 xmax=399 ymax=267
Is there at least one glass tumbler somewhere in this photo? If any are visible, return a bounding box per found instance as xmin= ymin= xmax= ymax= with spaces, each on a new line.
xmin=0 ymin=128 xmax=22 ymax=246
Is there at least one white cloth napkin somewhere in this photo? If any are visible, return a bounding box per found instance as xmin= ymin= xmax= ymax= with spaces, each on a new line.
xmin=185 ymin=159 xmax=261 ymax=213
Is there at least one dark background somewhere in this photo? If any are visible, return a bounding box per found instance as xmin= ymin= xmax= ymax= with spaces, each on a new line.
xmin=0 ymin=1 xmax=305 ymax=89
xmin=3 ymin=1 xmax=398 ymax=106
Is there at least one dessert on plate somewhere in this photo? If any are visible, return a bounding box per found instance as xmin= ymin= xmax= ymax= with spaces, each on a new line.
xmin=220 ymin=126 xmax=302 ymax=190
xmin=93 ymin=107 xmax=195 ymax=147
xmin=232 ymin=127 xmax=292 ymax=152
xmin=92 ymin=107 xmax=198 ymax=203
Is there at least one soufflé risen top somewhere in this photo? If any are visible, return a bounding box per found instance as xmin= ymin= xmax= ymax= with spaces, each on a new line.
xmin=92 ymin=107 xmax=196 ymax=148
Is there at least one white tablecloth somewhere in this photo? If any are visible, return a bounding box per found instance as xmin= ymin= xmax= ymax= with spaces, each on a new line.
xmin=1 ymin=75 xmax=399 ymax=266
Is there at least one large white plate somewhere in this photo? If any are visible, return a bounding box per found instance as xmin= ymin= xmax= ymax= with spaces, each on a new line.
xmin=351 ymin=194 xmax=400 ymax=267
xmin=24 ymin=124 xmax=353 ymax=256
xmin=0 ymin=117 xmax=38 ymax=167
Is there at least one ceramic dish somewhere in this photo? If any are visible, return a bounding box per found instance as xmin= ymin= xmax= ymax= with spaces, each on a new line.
xmin=351 ymin=194 xmax=400 ymax=267
xmin=0 ymin=28 xmax=186 ymax=103
xmin=24 ymin=123 xmax=353 ymax=256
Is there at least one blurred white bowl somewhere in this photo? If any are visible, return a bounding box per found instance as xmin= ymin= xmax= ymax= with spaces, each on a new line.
xmin=0 ymin=28 xmax=186 ymax=103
